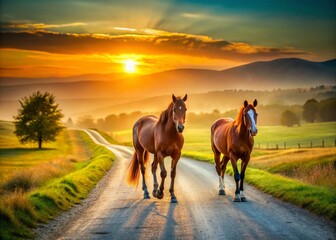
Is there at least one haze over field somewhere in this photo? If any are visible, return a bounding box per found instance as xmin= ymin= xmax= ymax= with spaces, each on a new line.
xmin=0 ymin=0 xmax=335 ymax=122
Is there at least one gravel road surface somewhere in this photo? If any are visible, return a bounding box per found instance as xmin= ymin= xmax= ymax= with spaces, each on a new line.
xmin=36 ymin=129 xmax=335 ymax=240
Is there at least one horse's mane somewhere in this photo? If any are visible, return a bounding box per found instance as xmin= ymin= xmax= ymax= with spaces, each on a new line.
xmin=235 ymin=107 xmax=245 ymax=126
xmin=158 ymin=102 xmax=174 ymax=124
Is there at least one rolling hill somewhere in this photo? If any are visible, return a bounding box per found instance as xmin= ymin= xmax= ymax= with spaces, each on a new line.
xmin=0 ymin=58 xmax=335 ymax=121
xmin=0 ymin=58 xmax=335 ymax=101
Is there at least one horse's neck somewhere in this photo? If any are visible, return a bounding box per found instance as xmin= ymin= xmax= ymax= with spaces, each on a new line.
xmin=237 ymin=116 xmax=249 ymax=138
xmin=165 ymin=117 xmax=177 ymax=134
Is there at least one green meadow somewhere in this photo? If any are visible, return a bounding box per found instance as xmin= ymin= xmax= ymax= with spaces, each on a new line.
xmin=0 ymin=121 xmax=115 ymax=240
xmin=112 ymin=122 xmax=336 ymax=221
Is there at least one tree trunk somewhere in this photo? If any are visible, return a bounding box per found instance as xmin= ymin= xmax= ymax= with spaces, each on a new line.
xmin=38 ymin=138 xmax=42 ymax=149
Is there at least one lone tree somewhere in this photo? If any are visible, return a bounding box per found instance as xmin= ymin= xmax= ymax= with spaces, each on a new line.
xmin=13 ymin=91 xmax=64 ymax=149
xmin=303 ymin=98 xmax=319 ymax=123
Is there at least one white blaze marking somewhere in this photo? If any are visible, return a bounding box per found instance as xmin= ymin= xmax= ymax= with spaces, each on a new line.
xmin=248 ymin=109 xmax=257 ymax=133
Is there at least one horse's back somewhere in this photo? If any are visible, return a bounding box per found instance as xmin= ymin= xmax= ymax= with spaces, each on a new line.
xmin=211 ymin=118 xmax=233 ymax=134
xmin=133 ymin=115 xmax=158 ymax=153
xmin=211 ymin=118 xmax=233 ymax=155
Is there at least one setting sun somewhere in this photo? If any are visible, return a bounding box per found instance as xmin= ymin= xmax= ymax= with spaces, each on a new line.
xmin=124 ymin=59 xmax=137 ymax=73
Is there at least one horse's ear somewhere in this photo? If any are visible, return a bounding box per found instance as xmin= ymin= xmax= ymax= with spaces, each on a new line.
xmin=172 ymin=94 xmax=177 ymax=103
xmin=182 ymin=94 xmax=187 ymax=102
xmin=253 ymin=99 xmax=258 ymax=107
xmin=244 ymin=100 xmax=248 ymax=108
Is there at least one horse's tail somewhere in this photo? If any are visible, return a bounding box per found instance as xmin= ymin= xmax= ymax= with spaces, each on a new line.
xmin=126 ymin=151 xmax=150 ymax=187
xmin=127 ymin=152 xmax=140 ymax=187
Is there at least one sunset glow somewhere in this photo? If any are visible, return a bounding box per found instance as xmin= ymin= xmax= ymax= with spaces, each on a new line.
xmin=124 ymin=59 xmax=137 ymax=73
xmin=0 ymin=1 xmax=335 ymax=78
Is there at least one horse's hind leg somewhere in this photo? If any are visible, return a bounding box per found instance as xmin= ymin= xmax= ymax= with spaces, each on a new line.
xmin=220 ymin=156 xmax=230 ymax=195
xmin=138 ymin=150 xmax=150 ymax=199
xmin=212 ymin=144 xmax=224 ymax=195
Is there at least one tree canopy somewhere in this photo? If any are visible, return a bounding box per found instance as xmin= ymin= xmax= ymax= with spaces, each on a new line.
xmin=281 ymin=110 xmax=300 ymax=127
xmin=303 ymin=98 xmax=319 ymax=123
xmin=13 ymin=91 xmax=64 ymax=148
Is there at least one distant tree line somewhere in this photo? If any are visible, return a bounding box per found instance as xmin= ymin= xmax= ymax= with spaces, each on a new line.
xmin=280 ymin=97 xmax=336 ymax=127
xmin=73 ymin=97 xmax=336 ymax=131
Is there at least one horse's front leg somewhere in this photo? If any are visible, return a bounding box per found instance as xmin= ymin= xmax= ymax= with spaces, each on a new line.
xmin=240 ymin=156 xmax=250 ymax=202
xmin=152 ymin=154 xmax=159 ymax=198
xmin=157 ymin=152 xmax=167 ymax=199
xmin=229 ymin=152 xmax=241 ymax=202
xmin=169 ymin=152 xmax=181 ymax=203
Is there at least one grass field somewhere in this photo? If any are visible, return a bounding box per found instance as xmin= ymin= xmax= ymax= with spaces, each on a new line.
xmin=112 ymin=122 xmax=336 ymax=221
xmin=111 ymin=121 xmax=336 ymax=152
xmin=0 ymin=121 xmax=115 ymax=239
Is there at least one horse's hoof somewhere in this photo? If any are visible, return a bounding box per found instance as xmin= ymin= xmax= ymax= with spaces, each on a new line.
xmin=233 ymin=195 xmax=241 ymax=202
xmin=152 ymin=190 xmax=157 ymax=198
xmin=157 ymin=191 xmax=164 ymax=199
xmin=144 ymin=193 xmax=150 ymax=199
xmin=219 ymin=189 xmax=226 ymax=195
xmin=241 ymin=197 xmax=247 ymax=202
xmin=171 ymin=197 xmax=178 ymax=203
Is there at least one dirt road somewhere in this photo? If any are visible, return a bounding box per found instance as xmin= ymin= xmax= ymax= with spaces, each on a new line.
xmin=37 ymin=129 xmax=335 ymax=240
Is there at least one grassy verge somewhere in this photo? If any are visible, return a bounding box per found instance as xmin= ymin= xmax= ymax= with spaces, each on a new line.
xmin=0 ymin=128 xmax=115 ymax=240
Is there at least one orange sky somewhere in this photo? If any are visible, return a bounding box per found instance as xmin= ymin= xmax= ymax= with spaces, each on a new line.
xmin=0 ymin=1 xmax=335 ymax=78
xmin=0 ymin=29 xmax=309 ymax=78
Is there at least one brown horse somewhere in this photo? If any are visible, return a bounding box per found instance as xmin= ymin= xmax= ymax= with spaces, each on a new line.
xmin=211 ymin=99 xmax=258 ymax=202
xmin=127 ymin=94 xmax=187 ymax=203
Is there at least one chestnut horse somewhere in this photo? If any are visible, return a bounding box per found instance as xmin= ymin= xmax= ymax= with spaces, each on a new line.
xmin=211 ymin=99 xmax=258 ymax=202
xmin=127 ymin=94 xmax=187 ymax=203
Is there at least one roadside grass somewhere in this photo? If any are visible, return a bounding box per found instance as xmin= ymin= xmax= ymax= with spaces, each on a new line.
xmin=0 ymin=130 xmax=92 ymax=190
xmin=0 ymin=121 xmax=115 ymax=240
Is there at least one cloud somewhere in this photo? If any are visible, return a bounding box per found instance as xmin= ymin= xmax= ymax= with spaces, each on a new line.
xmin=113 ymin=27 xmax=137 ymax=32
xmin=0 ymin=29 xmax=309 ymax=61
xmin=2 ymin=22 xmax=87 ymax=29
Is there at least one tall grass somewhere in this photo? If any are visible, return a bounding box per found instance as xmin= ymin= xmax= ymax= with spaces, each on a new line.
xmin=0 ymin=124 xmax=116 ymax=240
xmin=284 ymin=162 xmax=336 ymax=188
xmin=1 ymin=158 xmax=73 ymax=194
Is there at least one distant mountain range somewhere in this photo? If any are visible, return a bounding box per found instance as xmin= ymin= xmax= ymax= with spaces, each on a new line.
xmin=0 ymin=58 xmax=335 ymax=121
xmin=1 ymin=58 xmax=335 ymax=100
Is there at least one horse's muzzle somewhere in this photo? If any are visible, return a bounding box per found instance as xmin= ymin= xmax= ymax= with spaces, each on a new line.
xmin=250 ymin=129 xmax=258 ymax=136
xmin=177 ymin=125 xmax=185 ymax=133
